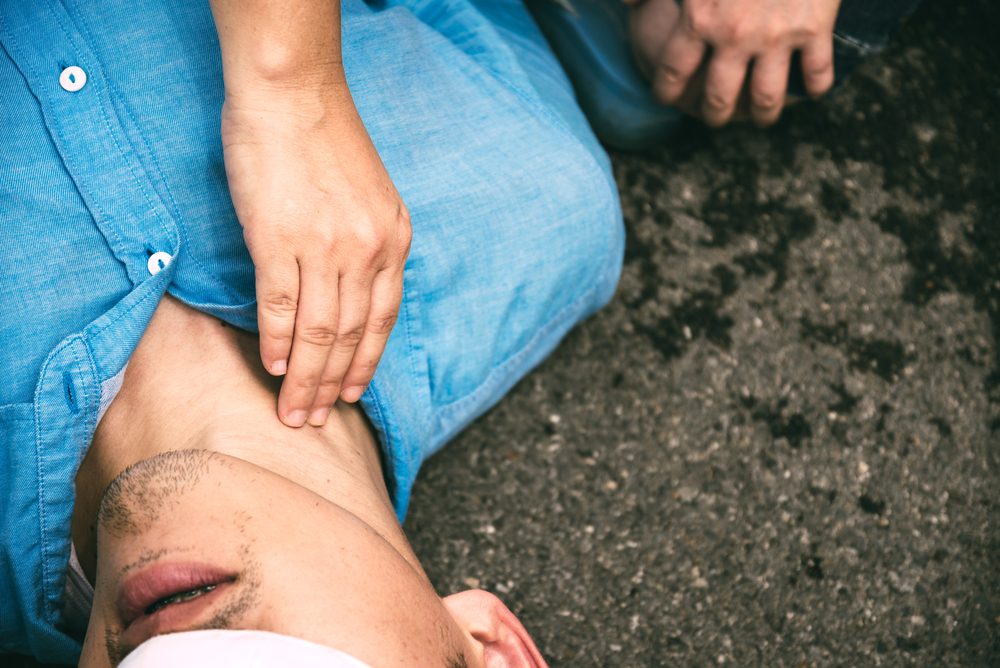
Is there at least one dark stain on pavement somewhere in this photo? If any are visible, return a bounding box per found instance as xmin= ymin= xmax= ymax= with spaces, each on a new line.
xmin=800 ymin=318 xmax=909 ymax=382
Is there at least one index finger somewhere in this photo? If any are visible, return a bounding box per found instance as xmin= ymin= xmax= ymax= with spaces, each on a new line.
xmin=749 ymin=50 xmax=792 ymax=126
xmin=700 ymin=49 xmax=750 ymax=127
xmin=653 ymin=18 xmax=708 ymax=105
xmin=255 ymin=250 xmax=299 ymax=377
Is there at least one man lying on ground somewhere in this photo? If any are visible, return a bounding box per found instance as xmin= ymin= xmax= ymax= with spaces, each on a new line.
xmin=1 ymin=0 xmax=927 ymax=664
xmin=0 ymin=0 xmax=622 ymax=665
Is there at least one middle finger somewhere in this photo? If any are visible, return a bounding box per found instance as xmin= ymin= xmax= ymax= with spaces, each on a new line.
xmin=701 ymin=50 xmax=750 ymax=127
xmin=749 ymin=50 xmax=792 ymax=126
xmin=306 ymin=268 xmax=373 ymax=426
xmin=278 ymin=259 xmax=338 ymax=427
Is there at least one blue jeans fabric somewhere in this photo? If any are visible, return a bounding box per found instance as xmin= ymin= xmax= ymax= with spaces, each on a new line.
xmin=0 ymin=0 xmax=624 ymax=661
xmin=788 ymin=0 xmax=925 ymax=95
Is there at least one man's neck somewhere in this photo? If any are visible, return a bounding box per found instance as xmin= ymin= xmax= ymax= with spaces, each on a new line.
xmin=73 ymin=295 xmax=413 ymax=582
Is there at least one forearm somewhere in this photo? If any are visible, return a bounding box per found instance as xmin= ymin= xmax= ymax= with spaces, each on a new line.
xmin=209 ymin=0 xmax=347 ymax=99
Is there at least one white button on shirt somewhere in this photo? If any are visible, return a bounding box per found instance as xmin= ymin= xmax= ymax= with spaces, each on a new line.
xmin=147 ymin=251 xmax=172 ymax=275
xmin=58 ymin=66 xmax=87 ymax=92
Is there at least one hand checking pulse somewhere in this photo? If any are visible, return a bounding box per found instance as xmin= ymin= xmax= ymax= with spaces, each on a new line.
xmin=210 ymin=0 xmax=411 ymax=429
xmin=629 ymin=0 xmax=842 ymax=127
xmin=222 ymin=88 xmax=410 ymax=428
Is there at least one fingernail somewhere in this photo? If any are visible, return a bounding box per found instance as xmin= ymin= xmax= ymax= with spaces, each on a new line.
xmin=286 ymin=409 xmax=307 ymax=427
xmin=271 ymin=359 xmax=287 ymax=375
xmin=307 ymin=406 xmax=329 ymax=427
xmin=341 ymin=386 xmax=365 ymax=403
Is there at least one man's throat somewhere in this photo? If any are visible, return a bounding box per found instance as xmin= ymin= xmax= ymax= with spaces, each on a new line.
xmin=72 ymin=294 xmax=389 ymax=582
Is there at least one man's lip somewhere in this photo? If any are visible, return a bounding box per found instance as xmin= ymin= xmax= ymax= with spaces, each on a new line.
xmin=120 ymin=579 xmax=236 ymax=653
xmin=117 ymin=562 xmax=237 ymax=631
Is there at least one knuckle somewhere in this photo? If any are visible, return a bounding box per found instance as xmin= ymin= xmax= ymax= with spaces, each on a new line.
xmin=315 ymin=232 xmax=338 ymax=253
xmin=725 ymin=22 xmax=745 ymax=43
xmin=799 ymin=24 xmax=821 ymax=40
xmin=654 ymin=75 xmax=681 ymax=104
xmin=360 ymin=243 xmax=383 ymax=265
xmin=335 ymin=323 xmax=365 ymax=348
xmin=260 ymin=291 xmax=298 ymax=317
xmin=704 ymin=91 xmax=730 ymax=111
xmin=398 ymin=234 xmax=412 ymax=262
xmin=397 ymin=202 xmax=412 ymax=228
xmin=752 ymin=90 xmax=780 ymax=109
xmin=314 ymin=377 xmax=342 ymax=396
xmin=686 ymin=9 xmax=712 ymax=36
xmin=367 ymin=311 xmax=399 ymax=335
xmin=354 ymin=228 xmax=386 ymax=263
xmin=366 ymin=225 xmax=389 ymax=250
xmin=397 ymin=220 xmax=413 ymax=255
xmin=704 ymin=12 xmax=743 ymax=43
xmin=762 ymin=28 xmax=784 ymax=47
xmin=659 ymin=64 xmax=683 ymax=84
xmin=297 ymin=324 xmax=338 ymax=347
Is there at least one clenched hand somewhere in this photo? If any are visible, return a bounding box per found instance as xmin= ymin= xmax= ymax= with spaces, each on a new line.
xmin=221 ymin=86 xmax=411 ymax=428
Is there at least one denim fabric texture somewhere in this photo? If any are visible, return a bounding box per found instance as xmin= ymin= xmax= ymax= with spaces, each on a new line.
xmin=0 ymin=0 xmax=624 ymax=661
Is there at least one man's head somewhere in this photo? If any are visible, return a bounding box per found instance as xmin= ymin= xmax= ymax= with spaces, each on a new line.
xmin=79 ymin=450 xmax=546 ymax=667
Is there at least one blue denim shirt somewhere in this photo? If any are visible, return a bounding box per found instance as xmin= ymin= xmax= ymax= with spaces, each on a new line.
xmin=0 ymin=0 xmax=623 ymax=661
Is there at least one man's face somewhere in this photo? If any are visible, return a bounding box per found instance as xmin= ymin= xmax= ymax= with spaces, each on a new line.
xmin=79 ymin=450 xmax=473 ymax=667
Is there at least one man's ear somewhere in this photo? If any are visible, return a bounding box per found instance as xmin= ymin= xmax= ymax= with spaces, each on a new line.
xmin=442 ymin=589 xmax=548 ymax=668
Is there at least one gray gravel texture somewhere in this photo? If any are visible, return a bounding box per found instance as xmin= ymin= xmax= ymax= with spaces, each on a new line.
xmin=405 ymin=0 xmax=1000 ymax=666
xmin=5 ymin=0 xmax=997 ymax=666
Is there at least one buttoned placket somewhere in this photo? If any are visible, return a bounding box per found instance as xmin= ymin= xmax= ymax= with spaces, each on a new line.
xmin=0 ymin=1 xmax=184 ymax=642
xmin=1 ymin=3 xmax=181 ymax=291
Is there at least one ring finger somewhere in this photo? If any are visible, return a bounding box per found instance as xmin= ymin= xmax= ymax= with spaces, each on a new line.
xmin=749 ymin=49 xmax=792 ymax=126
xmin=278 ymin=260 xmax=339 ymax=427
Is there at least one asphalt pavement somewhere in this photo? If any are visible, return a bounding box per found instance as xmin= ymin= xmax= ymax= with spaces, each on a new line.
xmin=406 ymin=0 xmax=999 ymax=665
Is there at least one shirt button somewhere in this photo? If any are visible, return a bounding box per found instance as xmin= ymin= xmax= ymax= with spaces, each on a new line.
xmin=59 ymin=66 xmax=87 ymax=92
xmin=147 ymin=251 xmax=173 ymax=276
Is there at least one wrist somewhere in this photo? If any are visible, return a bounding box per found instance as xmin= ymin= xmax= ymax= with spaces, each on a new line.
xmin=222 ymin=51 xmax=348 ymax=99
xmin=222 ymin=71 xmax=357 ymax=126
xmin=209 ymin=0 xmax=346 ymax=102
